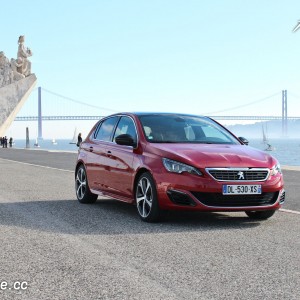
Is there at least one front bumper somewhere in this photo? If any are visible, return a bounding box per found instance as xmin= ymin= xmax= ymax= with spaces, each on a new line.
xmin=154 ymin=170 xmax=284 ymax=212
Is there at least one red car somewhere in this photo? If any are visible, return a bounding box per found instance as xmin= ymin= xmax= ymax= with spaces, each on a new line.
xmin=75 ymin=113 xmax=285 ymax=222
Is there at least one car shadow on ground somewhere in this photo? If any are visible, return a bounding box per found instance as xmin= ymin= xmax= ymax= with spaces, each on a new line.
xmin=0 ymin=197 xmax=268 ymax=235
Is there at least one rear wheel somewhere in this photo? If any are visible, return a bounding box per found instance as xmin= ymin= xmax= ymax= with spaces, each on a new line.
xmin=135 ymin=172 xmax=162 ymax=222
xmin=75 ymin=165 xmax=98 ymax=204
xmin=245 ymin=210 xmax=276 ymax=220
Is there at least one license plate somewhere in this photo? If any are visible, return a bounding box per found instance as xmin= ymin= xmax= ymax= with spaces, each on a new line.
xmin=222 ymin=185 xmax=261 ymax=195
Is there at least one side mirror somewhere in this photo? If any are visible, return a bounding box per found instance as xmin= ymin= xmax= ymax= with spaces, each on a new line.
xmin=115 ymin=134 xmax=136 ymax=147
xmin=238 ymin=137 xmax=249 ymax=145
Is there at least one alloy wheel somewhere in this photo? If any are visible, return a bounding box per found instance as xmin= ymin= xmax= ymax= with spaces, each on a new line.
xmin=136 ymin=176 xmax=153 ymax=218
xmin=76 ymin=167 xmax=87 ymax=200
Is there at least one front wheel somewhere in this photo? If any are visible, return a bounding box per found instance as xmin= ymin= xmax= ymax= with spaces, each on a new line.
xmin=75 ymin=165 xmax=98 ymax=204
xmin=135 ymin=172 xmax=162 ymax=222
xmin=245 ymin=210 xmax=276 ymax=220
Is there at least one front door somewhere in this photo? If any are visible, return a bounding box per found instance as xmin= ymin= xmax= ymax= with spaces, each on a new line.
xmin=102 ymin=116 xmax=138 ymax=200
xmin=86 ymin=116 xmax=119 ymax=192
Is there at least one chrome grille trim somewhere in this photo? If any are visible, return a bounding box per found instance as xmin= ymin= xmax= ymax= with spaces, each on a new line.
xmin=205 ymin=168 xmax=270 ymax=182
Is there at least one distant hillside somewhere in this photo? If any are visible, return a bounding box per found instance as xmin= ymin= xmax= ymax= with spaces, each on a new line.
xmin=224 ymin=120 xmax=300 ymax=139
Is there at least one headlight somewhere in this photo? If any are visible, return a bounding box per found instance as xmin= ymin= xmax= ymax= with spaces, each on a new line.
xmin=162 ymin=158 xmax=202 ymax=176
xmin=270 ymin=164 xmax=282 ymax=176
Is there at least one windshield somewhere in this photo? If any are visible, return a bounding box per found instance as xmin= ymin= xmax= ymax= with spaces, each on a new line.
xmin=139 ymin=114 xmax=240 ymax=144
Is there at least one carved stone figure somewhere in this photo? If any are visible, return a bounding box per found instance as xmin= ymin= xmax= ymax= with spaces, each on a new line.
xmin=17 ymin=35 xmax=32 ymax=77
xmin=10 ymin=58 xmax=25 ymax=81
xmin=0 ymin=52 xmax=5 ymax=87
xmin=0 ymin=51 xmax=9 ymax=65
xmin=0 ymin=35 xmax=37 ymax=137
xmin=0 ymin=51 xmax=12 ymax=88
xmin=0 ymin=35 xmax=33 ymax=88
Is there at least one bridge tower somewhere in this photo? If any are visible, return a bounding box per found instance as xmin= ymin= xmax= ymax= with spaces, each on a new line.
xmin=38 ymin=86 xmax=43 ymax=139
xmin=282 ymin=90 xmax=288 ymax=137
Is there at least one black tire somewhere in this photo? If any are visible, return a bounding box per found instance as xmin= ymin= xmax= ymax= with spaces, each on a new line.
xmin=245 ymin=210 xmax=276 ymax=220
xmin=75 ymin=165 xmax=98 ymax=204
xmin=135 ymin=172 xmax=162 ymax=222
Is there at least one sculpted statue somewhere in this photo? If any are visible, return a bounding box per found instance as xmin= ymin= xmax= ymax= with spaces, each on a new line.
xmin=0 ymin=35 xmax=33 ymax=88
xmin=11 ymin=58 xmax=25 ymax=81
xmin=0 ymin=51 xmax=9 ymax=66
xmin=0 ymin=51 xmax=12 ymax=88
xmin=17 ymin=35 xmax=32 ymax=77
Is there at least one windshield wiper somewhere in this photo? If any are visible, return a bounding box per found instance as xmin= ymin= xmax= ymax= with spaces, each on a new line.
xmin=150 ymin=140 xmax=182 ymax=143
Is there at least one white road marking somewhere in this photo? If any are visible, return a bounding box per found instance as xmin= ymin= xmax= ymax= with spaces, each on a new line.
xmin=282 ymin=165 xmax=300 ymax=171
xmin=0 ymin=158 xmax=73 ymax=173
xmin=279 ymin=208 xmax=300 ymax=215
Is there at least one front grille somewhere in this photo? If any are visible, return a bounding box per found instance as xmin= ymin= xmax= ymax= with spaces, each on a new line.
xmin=191 ymin=192 xmax=278 ymax=207
xmin=206 ymin=168 xmax=269 ymax=182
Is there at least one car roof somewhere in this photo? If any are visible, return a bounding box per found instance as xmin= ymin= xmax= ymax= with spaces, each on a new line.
xmin=110 ymin=112 xmax=209 ymax=119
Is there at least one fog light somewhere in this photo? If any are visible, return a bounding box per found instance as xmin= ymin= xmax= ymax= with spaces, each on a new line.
xmin=279 ymin=189 xmax=285 ymax=204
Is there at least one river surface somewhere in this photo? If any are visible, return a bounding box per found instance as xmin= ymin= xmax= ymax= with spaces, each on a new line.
xmin=11 ymin=138 xmax=300 ymax=166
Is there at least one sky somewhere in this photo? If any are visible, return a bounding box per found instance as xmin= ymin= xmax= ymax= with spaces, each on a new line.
xmin=1 ymin=0 xmax=300 ymax=139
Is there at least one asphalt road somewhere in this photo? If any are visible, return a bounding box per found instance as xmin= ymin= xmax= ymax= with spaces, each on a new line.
xmin=0 ymin=148 xmax=299 ymax=211
xmin=0 ymin=148 xmax=299 ymax=299
xmin=0 ymin=148 xmax=78 ymax=171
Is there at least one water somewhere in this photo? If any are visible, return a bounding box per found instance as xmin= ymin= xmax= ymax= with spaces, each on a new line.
xmin=11 ymin=138 xmax=300 ymax=166
xmin=13 ymin=139 xmax=79 ymax=153
xmin=247 ymin=138 xmax=300 ymax=166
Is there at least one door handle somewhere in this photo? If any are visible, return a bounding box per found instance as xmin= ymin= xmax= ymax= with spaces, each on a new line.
xmin=89 ymin=146 xmax=94 ymax=152
xmin=107 ymin=150 xmax=112 ymax=157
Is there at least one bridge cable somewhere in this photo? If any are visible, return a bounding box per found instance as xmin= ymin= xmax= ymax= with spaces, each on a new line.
xmin=287 ymin=91 xmax=300 ymax=100
xmin=41 ymin=88 xmax=118 ymax=113
xmin=204 ymin=92 xmax=281 ymax=115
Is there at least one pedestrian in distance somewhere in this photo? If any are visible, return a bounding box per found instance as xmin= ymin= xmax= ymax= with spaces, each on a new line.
xmin=76 ymin=133 xmax=82 ymax=147
xmin=9 ymin=137 xmax=13 ymax=147
xmin=4 ymin=136 xmax=8 ymax=148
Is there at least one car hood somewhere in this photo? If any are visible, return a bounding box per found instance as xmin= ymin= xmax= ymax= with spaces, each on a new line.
xmin=147 ymin=143 xmax=276 ymax=168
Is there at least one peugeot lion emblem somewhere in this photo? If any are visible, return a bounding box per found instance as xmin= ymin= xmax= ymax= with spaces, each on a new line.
xmin=237 ymin=171 xmax=244 ymax=180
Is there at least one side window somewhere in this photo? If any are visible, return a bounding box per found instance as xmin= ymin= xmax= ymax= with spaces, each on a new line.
xmin=113 ymin=116 xmax=137 ymax=143
xmin=95 ymin=116 xmax=119 ymax=141
xmin=184 ymin=126 xmax=195 ymax=141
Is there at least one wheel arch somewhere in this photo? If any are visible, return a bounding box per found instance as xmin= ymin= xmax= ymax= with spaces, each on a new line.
xmin=75 ymin=160 xmax=85 ymax=178
xmin=133 ymin=167 xmax=152 ymax=201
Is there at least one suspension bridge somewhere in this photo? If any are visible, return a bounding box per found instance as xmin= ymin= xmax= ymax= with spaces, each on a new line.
xmin=14 ymin=87 xmax=299 ymax=139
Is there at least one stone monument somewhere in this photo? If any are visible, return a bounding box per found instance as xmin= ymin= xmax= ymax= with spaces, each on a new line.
xmin=0 ymin=35 xmax=37 ymax=137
